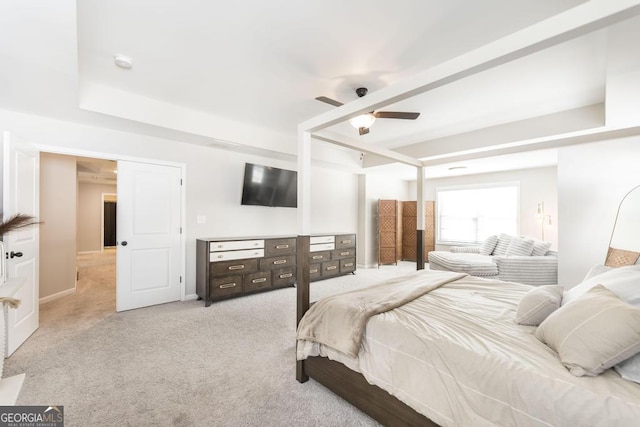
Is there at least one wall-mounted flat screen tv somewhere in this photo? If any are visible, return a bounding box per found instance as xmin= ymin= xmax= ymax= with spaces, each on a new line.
xmin=241 ymin=163 xmax=297 ymax=208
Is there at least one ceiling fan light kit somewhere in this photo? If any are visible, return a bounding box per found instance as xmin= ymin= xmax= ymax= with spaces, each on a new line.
xmin=315 ymin=87 xmax=420 ymax=135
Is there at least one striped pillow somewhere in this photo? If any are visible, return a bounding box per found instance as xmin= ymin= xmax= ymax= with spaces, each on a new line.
xmin=492 ymin=234 xmax=513 ymax=256
xmin=532 ymin=240 xmax=552 ymax=256
xmin=479 ymin=235 xmax=498 ymax=255
xmin=505 ymin=237 xmax=534 ymax=256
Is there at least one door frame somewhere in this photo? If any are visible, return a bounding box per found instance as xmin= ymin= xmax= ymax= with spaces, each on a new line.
xmin=35 ymin=144 xmax=187 ymax=302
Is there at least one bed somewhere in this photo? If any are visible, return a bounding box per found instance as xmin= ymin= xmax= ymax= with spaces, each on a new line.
xmin=296 ymin=268 xmax=640 ymax=426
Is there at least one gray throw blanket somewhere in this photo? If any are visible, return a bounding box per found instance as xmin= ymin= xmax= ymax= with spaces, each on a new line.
xmin=297 ymin=270 xmax=466 ymax=357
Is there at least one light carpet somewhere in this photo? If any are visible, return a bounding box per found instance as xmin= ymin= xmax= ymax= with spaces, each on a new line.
xmin=4 ymin=256 xmax=419 ymax=426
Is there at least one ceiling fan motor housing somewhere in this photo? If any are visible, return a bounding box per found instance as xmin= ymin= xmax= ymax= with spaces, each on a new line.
xmin=355 ymin=87 xmax=368 ymax=98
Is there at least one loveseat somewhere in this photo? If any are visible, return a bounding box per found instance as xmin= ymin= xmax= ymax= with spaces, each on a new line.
xmin=428 ymin=233 xmax=558 ymax=286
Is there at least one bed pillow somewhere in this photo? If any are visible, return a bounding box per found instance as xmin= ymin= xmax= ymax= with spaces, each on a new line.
xmin=562 ymin=264 xmax=640 ymax=307
xmin=615 ymin=353 xmax=640 ymax=384
xmin=479 ymin=235 xmax=498 ymax=255
xmin=582 ymin=264 xmax=614 ymax=281
xmin=531 ymin=240 xmax=552 ymax=256
xmin=535 ymin=285 xmax=640 ymax=377
xmin=505 ymin=237 xmax=534 ymax=256
xmin=492 ymin=234 xmax=513 ymax=256
xmin=515 ymin=285 xmax=563 ymax=326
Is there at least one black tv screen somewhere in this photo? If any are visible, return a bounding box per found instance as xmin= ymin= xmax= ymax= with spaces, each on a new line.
xmin=241 ymin=163 xmax=297 ymax=208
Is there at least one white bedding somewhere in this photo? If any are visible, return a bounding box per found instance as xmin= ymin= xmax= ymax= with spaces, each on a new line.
xmin=297 ymin=274 xmax=640 ymax=426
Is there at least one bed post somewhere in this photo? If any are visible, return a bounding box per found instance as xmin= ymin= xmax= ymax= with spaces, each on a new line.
xmin=296 ymin=129 xmax=312 ymax=383
xmin=416 ymin=165 xmax=426 ymax=270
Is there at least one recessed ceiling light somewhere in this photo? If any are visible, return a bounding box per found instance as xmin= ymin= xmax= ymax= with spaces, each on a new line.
xmin=114 ymin=54 xmax=133 ymax=69
xmin=448 ymin=166 xmax=467 ymax=171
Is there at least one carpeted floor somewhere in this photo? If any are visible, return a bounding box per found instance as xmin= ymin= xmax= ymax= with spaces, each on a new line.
xmin=3 ymin=253 xmax=419 ymax=426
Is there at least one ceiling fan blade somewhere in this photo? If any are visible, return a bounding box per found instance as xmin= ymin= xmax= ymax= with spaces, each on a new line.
xmin=315 ymin=96 xmax=344 ymax=107
xmin=359 ymin=127 xmax=370 ymax=136
xmin=374 ymin=111 xmax=420 ymax=120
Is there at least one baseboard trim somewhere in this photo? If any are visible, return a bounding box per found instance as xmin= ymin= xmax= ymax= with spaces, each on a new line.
xmin=184 ymin=293 xmax=198 ymax=301
xmin=77 ymin=250 xmax=102 ymax=254
xmin=40 ymin=287 xmax=76 ymax=304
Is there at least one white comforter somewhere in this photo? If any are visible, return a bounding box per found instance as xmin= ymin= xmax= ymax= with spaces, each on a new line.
xmin=297 ymin=273 xmax=640 ymax=426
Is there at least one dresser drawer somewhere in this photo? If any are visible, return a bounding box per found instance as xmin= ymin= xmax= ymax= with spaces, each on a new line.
xmin=310 ymin=243 xmax=335 ymax=252
xmin=335 ymin=234 xmax=356 ymax=249
xmin=210 ymin=239 xmax=264 ymax=251
xmin=340 ymin=258 xmax=356 ymax=274
xmin=211 ymin=258 xmax=259 ymax=276
xmin=332 ymin=248 xmax=356 ymax=260
xmin=265 ymin=238 xmax=296 ymax=256
xmin=309 ymin=250 xmax=331 ymax=263
xmin=210 ymin=248 xmax=264 ymax=262
xmin=260 ymin=255 xmax=295 ymax=270
xmin=273 ymin=267 xmax=296 ymax=287
xmin=244 ymin=271 xmax=272 ymax=292
xmin=310 ymin=235 xmax=334 ymax=245
xmin=322 ymin=260 xmax=340 ymax=277
xmin=309 ymin=263 xmax=322 ymax=280
xmin=211 ymin=275 xmax=243 ymax=297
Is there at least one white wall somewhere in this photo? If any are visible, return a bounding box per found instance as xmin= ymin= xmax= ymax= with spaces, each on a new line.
xmin=77 ymin=182 xmax=117 ymax=253
xmin=40 ymin=153 xmax=77 ymax=299
xmin=557 ymin=136 xmax=640 ymax=287
xmin=408 ymin=166 xmax=558 ymax=250
xmin=0 ymin=109 xmax=359 ymax=298
xmin=358 ymin=173 xmax=411 ymax=268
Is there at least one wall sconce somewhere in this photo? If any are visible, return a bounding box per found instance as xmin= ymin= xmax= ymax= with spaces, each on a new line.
xmin=536 ymin=202 xmax=552 ymax=240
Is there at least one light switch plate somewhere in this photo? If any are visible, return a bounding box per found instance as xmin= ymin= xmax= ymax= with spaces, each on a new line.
xmin=196 ymin=215 xmax=206 ymax=224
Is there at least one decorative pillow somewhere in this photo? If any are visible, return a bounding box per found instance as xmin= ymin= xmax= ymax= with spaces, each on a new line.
xmin=515 ymin=285 xmax=563 ymax=326
xmin=582 ymin=264 xmax=614 ymax=281
xmin=505 ymin=237 xmax=534 ymax=256
xmin=615 ymin=353 xmax=640 ymax=384
xmin=562 ymin=264 xmax=640 ymax=307
xmin=479 ymin=235 xmax=498 ymax=256
xmin=492 ymin=233 xmax=513 ymax=256
xmin=535 ymin=285 xmax=640 ymax=377
xmin=531 ymin=240 xmax=552 ymax=256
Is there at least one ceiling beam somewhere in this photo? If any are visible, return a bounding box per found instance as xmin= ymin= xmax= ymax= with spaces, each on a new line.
xmin=299 ymin=0 xmax=640 ymax=136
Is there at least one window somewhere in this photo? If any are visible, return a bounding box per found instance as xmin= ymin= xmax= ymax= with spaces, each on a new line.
xmin=436 ymin=183 xmax=519 ymax=244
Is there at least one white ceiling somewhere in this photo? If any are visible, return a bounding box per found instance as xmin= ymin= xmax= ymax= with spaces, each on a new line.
xmin=5 ymin=0 xmax=632 ymax=178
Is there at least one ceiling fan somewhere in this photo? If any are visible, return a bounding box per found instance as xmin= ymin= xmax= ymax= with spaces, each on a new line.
xmin=315 ymin=87 xmax=420 ymax=136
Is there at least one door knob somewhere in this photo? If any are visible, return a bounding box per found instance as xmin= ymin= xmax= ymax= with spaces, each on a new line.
xmin=10 ymin=251 xmax=23 ymax=258
xmin=121 ymin=241 xmax=128 ymax=246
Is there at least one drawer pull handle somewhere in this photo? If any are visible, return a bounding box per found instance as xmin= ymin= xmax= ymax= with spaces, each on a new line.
xmin=228 ymin=265 xmax=245 ymax=270
xmin=326 ymin=266 xmax=337 ymax=271
xmin=344 ymin=263 xmax=354 ymax=267
xmin=340 ymin=252 xmax=350 ymax=256
xmin=273 ymin=259 xmax=287 ymax=265
xmin=341 ymin=240 xmax=352 ymax=244
xmin=312 ymin=255 xmax=323 ymax=260
xmin=252 ymin=278 xmax=267 ymax=283
xmin=217 ymin=244 xmax=224 ymax=248
xmin=219 ymin=283 xmax=237 ymax=289
xmin=310 ymin=269 xmax=319 ymax=274
xmin=279 ymin=273 xmax=293 ymax=278
xmin=216 ymin=254 xmax=224 ymax=259
xmin=276 ymin=244 xmax=289 ymax=249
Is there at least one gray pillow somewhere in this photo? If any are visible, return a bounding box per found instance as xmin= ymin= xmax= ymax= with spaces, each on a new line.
xmin=505 ymin=237 xmax=534 ymax=256
xmin=479 ymin=235 xmax=498 ymax=255
xmin=515 ymin=285 xmax=563 ymax=326
xmin=535 ymin=285 xmax=640 ymax=377
xmin=492 ymin=233 xmax=512 ymax=256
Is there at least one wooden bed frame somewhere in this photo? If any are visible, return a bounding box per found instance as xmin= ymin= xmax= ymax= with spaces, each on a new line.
xmin=295 ymin=236 xmax=437 ymax=426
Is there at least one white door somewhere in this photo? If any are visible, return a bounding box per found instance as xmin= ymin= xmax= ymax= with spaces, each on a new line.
xmin=1 ymin=131 xmax=39 ymax=356
xmin=116 ymin=161 xmax=182 ymax=311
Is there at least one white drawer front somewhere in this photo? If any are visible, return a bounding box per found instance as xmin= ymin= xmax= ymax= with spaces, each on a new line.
xmin=310 ymin=243 xmax=335 ymax=252
xmin=310 ymin=235 xmax=334 ymax=245
xmin=210 ymin=248 xmax=265 ymax=262
xmin=210 ymin=239 xmax=264 ymax=252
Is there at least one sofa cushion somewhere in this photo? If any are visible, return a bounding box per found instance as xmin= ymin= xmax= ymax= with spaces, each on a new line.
xmin=492 ymin=233 xmax=513 ymax=256
xmin=428 ymin=252 xmax=498 ymax=276
xmin=479 ymin=235 xmax=498 ymax=255
xmin=531 ymin=240 xmax=552 ymax=256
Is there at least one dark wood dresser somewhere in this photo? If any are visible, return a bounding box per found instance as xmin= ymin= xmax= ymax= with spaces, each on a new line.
xmin=196 ymin=236 xmax=297 ymax=306
xmin=309 ymin=233 xmax=357 ymax=281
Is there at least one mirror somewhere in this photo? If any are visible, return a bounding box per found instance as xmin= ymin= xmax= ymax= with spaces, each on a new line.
xmin=606 ymin=184 xmax=640 ymax=267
